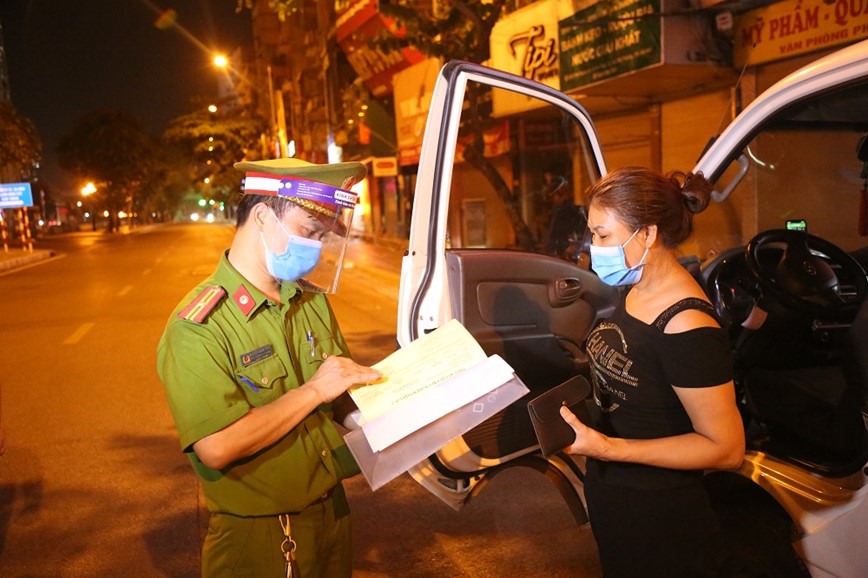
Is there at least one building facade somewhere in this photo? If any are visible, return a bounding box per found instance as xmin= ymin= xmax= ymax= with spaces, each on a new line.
xmin=244 ymin=0 xmax=868 ymax=248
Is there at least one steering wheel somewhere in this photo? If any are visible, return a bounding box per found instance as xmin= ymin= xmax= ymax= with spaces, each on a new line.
xmin=745 ymin=229 xmax=868 ymax=317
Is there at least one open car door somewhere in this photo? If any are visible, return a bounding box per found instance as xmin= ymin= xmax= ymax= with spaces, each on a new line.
xmin=397 ymin=61 xmax=617 ymax=514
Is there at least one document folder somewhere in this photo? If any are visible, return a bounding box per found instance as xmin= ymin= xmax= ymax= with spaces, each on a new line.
xmin=345 ymin=375 xmax=529 ymax=491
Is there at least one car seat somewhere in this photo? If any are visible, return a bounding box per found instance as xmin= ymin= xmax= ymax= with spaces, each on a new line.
xmin=738 ymin=298 xmax=868 ymax=476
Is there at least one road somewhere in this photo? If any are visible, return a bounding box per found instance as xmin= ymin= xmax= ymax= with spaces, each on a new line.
xmin=0 ymin=223 xmax=600 ymax=577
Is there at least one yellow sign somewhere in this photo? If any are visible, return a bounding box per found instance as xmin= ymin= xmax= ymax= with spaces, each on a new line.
xmin=734 ymin=0 xmax=868 ymax=67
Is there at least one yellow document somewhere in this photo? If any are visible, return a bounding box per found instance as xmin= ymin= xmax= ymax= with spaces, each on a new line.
xmin=349 ymin=318 xmax=488 ymax=422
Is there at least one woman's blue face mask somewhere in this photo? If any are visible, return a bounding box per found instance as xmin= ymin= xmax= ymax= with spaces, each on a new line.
xmin=589 ymin=228 xmax=649 ymax=286
xmin=261 ymin=209 xmax=323 ymax=282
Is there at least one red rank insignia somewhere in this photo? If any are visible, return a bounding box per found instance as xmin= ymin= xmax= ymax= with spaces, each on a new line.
xmin=178 ymin=286 xmax=226 ymax=324
xmin=233 ymin=284 xmax=256 ymax=316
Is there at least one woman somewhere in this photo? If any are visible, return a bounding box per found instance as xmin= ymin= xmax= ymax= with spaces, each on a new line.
xmin=560 ymin=166 xmax=745 ymax=577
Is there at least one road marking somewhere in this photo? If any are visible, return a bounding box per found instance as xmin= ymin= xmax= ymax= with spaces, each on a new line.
xmin=116 ymin=285 xmax=133 ymax=297
xmin=142 ymin=268 xmax=152 ymax=276
xmin=64 ymin=322 xmax=95 ymax=345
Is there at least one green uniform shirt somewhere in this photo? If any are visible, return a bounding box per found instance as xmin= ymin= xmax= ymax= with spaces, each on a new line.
xmin=157 ymin=252 xmax=357 ymax=516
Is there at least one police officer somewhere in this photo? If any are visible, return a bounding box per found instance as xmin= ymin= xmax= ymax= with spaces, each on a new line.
xmin=157 ymin=158 xmax=381 ymax=577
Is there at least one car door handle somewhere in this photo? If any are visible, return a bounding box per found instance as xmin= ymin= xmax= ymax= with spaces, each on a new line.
xmin=549 ymin=277 xmax=583 ymax=307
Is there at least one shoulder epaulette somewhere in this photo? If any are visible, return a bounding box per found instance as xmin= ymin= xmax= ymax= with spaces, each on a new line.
xmin=177 ymin=285 xmax=226 ymax=324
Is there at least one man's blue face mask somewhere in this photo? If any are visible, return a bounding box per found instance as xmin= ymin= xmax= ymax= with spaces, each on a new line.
xmin=261 ymin=208 xmax=323 ymax=282
xmin=589 ymin=228 xmax=649 ymax=286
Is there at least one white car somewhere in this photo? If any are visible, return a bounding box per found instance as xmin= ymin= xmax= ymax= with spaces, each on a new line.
xmin=397 ymin=39 xmax=868 ymax=576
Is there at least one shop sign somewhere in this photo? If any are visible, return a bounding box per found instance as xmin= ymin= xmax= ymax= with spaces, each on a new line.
xmin=394 ymin=58 xmax=442 ymax=166
xmin=336 ymin=0 xmax=426 ymax=97
xmin=398 ymin=144 xmax=423 ymax=167
xmin=734 ymin=0 xmax=868 ymax=67
xmin=372 ymin=157 xmax=399 ymax=177
xmin=335 ymin=0 xmax=378 ymax=43
xmin=490 ymin=0 xmax=585 ymax=117
xmin=559 ymin=0 xmax=661 ymax=93
xmin=490 ymin=0 xmax=567 ymax=84
xmin=0 ymin=182 xmax=34 ymax=209
xmin=456 ymin=121 xmax=511 ymax=161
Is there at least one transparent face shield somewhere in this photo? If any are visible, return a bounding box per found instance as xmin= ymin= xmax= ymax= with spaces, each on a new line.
xmin=245 ymin=173 xmax=358 ymax=294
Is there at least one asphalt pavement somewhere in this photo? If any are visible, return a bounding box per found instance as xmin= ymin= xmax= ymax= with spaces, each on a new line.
xmin=0 ymin=225 xmax=406 ymax=275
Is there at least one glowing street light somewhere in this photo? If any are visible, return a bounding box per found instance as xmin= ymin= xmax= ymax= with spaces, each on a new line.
xmin=210 ymin=51 xmax=284 ymax=158
xmin=81 ymin=182 xmax=97 ymax=230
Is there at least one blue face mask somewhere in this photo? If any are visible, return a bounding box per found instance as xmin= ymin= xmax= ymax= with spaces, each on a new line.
xmin=590 ymin=228 xmax=649 ymax=286
xmin=261 ymin=210 xmax=323 ymax=282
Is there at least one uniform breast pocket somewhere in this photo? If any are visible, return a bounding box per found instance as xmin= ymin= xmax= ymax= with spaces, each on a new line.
xmin=300 ymin=335 xmax=341 ymax=381
xmin=236 ymin=354 xmax=288 ymax=405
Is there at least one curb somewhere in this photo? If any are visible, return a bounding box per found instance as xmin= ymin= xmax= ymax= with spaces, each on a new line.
xmin=0 ymin=250 xmax=56 ymax=273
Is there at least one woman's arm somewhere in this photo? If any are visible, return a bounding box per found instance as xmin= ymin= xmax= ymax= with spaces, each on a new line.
xmin=560 ymin=381 xmax=744 ymax=470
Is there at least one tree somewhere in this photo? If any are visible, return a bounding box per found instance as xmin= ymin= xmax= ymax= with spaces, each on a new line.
xmin=376 ymin=0 xmax=505 ymax=64
xmin=236 ymin=0 xmax=301 ymax=21
xmin=246 ymin=0 xmax=534 ymax=247
xmin=138 ymin=142 xmax=195 ymax=223
xmin=57 ymin=110 xmax=159 ymax=232
xmin=162 ymin=98 xmax=267 ymax=212
xmin=0 ymin=102 xmax=42 ymax=183
xmin=376 ymin=1 xmax=535 ymax=249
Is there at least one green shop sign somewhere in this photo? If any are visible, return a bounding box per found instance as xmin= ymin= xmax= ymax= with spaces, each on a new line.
xmin=559 ymin=0 xmax=661 ymax=93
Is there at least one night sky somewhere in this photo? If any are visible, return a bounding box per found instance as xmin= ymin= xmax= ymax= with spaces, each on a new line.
xmin=0 ymin=0 xmax=253 ymax=195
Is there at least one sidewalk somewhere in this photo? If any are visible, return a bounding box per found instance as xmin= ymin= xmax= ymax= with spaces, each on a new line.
xmin=0 ymin=224 xmax=169 ymax=274
xmin=0 ymin=245 xmax=55 ymax=273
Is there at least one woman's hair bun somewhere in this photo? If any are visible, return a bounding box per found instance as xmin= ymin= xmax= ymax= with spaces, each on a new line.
xmin=678 ymin=171 xmax=712 ymax=214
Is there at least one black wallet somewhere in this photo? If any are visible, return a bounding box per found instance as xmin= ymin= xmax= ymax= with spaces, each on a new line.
xmin=527 ymin=375 xmax=591 ymax=457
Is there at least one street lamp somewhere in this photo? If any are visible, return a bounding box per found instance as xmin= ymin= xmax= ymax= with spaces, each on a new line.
xmin=211 ymin=51 xmax=285 ymax=158
xmin=81 ymin=182 xmax=97 ymax=231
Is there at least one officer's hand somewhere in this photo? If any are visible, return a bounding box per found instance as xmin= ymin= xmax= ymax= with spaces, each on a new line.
xmin=306 ymin=356 xmax=382 ymax=404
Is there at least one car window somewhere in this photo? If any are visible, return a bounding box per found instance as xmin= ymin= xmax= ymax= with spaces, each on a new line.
xmin=444 ymin=81 xmax=600 ymax=265
xmin=698 ymin=78 xmax=868 ymax=263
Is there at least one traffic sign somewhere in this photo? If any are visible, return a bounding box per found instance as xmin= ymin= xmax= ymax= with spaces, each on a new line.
xmin=0 ymin=182 xmax=34 ymax=209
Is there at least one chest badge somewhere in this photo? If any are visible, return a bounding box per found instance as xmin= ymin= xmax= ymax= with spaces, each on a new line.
xmin=241 ymin=344 xmax=274 ymax=367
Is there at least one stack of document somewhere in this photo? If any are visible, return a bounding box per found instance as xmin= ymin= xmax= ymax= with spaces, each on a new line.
xmin=345 ymin=319 xmax=529 ymax=490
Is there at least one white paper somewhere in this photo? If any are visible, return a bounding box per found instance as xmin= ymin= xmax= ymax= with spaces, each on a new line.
xmin=360 ymin=354 xmax=514 ymax=452
xmin=348 ymin=319 xmax=487 ymax=421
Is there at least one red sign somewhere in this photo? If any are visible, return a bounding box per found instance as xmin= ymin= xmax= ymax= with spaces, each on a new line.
xmin=336 ymin=0 xmax=426 ymax=96
xmin=372 ymin=157 xmax=398 ymax=177
xmin=456 ymin=121 xmax=511 ymax=160
xmin=335 ymin=0 xmax=378 ymax=43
